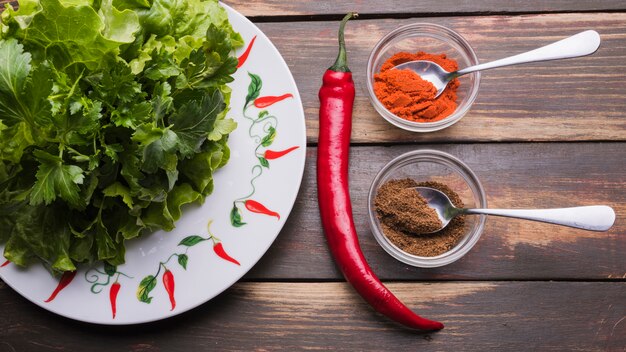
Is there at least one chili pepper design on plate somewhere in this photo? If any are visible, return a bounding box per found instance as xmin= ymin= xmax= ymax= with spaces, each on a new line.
xmin=254 ymin=93 xmax=294 ymax=108
xmin=244 ymin=199 xmax=280 ymax=219
xmin=162 ymin=269 xmax=176 ymax=311
xmin=137 ymin=262 xmax=177 ymax=308
xmin=232 ymin=198 xmax=281 ymax=227
xmin=1 ymin=259 xmax=10 ymax=267
xmin=137 ymin=221 xmax=240 ymax=306
xmin=177 ymin=221 xmax=241 ymax=266
xmin=85 ymin=263 xmax=132 ymax=319
xmin=212 ymin=242 xmax=241 ymax=266
xmin=264 ymin=146 xmax=299 ymax=160
xmin=316 ymin=13 xmax=443 ymax=331
xmin=237 ymin=35 xmax=257 ymax=68
xmin=109 ymin=281 xmax=121 ymax=319
xmin=231 ymin=64 xmax=296 ymax=227
xmin=44 ymin=270 xmax=77 ymax=303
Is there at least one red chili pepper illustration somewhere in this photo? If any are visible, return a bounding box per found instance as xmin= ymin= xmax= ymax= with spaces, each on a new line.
xmin=264 ymin=146 xmax=299 ymax=160
xmin=1 ymin=260 xmax=9 ymax=267
xmin=244 ymin=199 xmax=280 ymax=219
xmin=163 ymin=269 xmax=176 ymax=311
xmin=110 ymin=281 xmax=121 ymax=319
xmin=213 ymin=242 xmax=240 ymax=266
xmin=44 ymin=271 xmax=77 ymax=303
xmin=237 ymin=35 xmax=257 ymax=68
xmin=254 ymin=93 xmax=293 ymax=108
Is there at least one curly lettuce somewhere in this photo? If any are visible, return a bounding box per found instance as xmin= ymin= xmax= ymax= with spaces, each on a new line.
xmin=0 ymin=0 xmax=242 ymax=273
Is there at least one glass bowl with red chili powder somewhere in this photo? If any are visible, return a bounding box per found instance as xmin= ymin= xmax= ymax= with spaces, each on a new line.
xmin=366 ymin=23 xmax=481 ymax=132
xmin=367 ymin=149 xmax=487 ymax=268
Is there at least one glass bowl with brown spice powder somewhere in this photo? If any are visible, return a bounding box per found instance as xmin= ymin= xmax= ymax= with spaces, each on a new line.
xmin=366 ymin=23 xmax=481 ymax=132
xmin=367 ymin=149 xmax=487 ymax=268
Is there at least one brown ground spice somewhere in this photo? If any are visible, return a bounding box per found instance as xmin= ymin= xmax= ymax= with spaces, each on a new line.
xmin=374 ymin=178 xmax=466 ymax=257
xmin=375 ymin=181 xmax=442 ymax=234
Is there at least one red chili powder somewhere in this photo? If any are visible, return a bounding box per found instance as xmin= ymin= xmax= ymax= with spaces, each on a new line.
xmin=374 ymin=52 xmax=460 ymax=123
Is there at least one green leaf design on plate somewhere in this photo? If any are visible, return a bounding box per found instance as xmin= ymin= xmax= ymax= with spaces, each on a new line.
xmin=261 ymin=126 xmax=276 ymax=147
xmin=230 ymin=204 xmax=246 ymax=227
xmin=258 ymin=156 xmax=269 ymax=168
xmin=244 ymin=73 xmax=262 ymax=108
xmin=104 ymin=262 xmax=117 ymax=276
xmin=178 ymin=254 xmax=188 ymax=270
xmin=137 ymin=275 xmax=156 ymax=304
xmin=178 ymin=235 xmax=206 ymax=247
xmin=258 ymin=110 xmax=269 ymax=119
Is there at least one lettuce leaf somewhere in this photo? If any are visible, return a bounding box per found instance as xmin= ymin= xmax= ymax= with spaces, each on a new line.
xmin=0 ymin=0 xmax=241 ymax=274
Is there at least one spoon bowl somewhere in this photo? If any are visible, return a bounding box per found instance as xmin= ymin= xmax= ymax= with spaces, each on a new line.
xmin=395 ymin=30 xmax=601 ymax=98
xmin=414 ymin=186 xmax=615 ymax=233
xmin=414 ymin=186 xmax=460 ymax=232
xmin=395 ymin=60 xmax=451 ymax=98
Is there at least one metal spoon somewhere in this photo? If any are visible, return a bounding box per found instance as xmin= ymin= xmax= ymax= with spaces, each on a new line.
xmin=414 ymin=187 xmax=615 ymax=233
xmin=395 ymin=30 xmax=601 ymax=98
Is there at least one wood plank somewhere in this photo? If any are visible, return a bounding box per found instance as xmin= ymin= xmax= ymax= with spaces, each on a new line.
xmin=4 ymin=0 xmax=626 ymax=17
xmin=224 ymin=0 xmax=626 ymax=17
xmin=1 ymin=281 xmax=624 ymax=351
xmin=244 ymin=143 xmax=626 ymax=280
xmin=0 ymin=6 xmax=622 ymax=143
xmin=250 ymin=13 xmax=626 ymax=143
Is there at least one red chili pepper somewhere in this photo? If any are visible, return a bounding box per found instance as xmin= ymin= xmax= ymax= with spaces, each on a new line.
xmin=264 ymin=146 xmax=299 ymax=160
xmin=253 ymin=93 xmax=293 ymax=108
xmin=237 ymin=35 xmax=257 ymax=68
xmin=1 ymin=259 xmax=9 ymax=267
xmin=244 ymin=199 xmax=280 ymax=219
xmin=213 ymin=242 xmax=240 ymax=266
xmin=163 ymin=269 xmax=176 ymax=311
xmin=316 ymin=13 xmax=443 ymax=331
xmin=44 ymin=271 xmax=77 ymax=303
xmin=110 ymin=282 xmax=121 ymax=319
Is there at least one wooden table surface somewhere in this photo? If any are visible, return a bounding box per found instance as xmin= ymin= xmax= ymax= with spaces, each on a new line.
xmin=1 ymin=1 xmax=625 ymax=351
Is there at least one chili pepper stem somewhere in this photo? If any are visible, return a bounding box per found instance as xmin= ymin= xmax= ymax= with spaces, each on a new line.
xmin=329 ymin=12 xmax=358 ymax=72
xmin=207 ymin=220 xmax=221 ymax=242
xmin=209 ymin=235 xmax=220 ymax=244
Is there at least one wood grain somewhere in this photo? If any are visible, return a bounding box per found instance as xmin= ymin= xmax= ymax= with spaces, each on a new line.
xmin=224 ymin=0 xmax=626 ymax=17
xmin=243 ymin=143 xmax=626 ymax=280
xmin=250 ymin=13 xmax=626 ymax=143
xmin=0 ymin=280 xmax=624 ymax=351
xmin=3 ymin=0 xmax=626 ymax=16
xmin=0 ymin=2 xmax=623 ymax=349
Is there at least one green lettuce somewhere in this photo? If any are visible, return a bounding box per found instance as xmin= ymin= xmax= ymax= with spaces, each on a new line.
xmin=0 ymin=0 xmax=240 ymax=273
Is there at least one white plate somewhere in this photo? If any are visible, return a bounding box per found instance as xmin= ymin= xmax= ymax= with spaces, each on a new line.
xmin=0 ymin=4 xmax=306 ymax=325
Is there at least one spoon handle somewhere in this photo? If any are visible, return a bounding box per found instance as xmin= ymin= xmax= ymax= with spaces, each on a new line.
xmin=463 ymin=205 xmax=615 ymax=232
xmin=454 ymin=30 xmax=601 ymax=77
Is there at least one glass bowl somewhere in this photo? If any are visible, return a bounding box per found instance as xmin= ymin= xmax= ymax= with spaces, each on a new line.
xmin=366 ymin=23 xmax=481 ymax=132
xmin=367 ymin=149 xmax=487 ymax=268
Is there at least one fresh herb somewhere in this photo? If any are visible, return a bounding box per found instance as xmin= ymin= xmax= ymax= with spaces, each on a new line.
xmin=0 ymin=0 xmax=243 ymax=274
